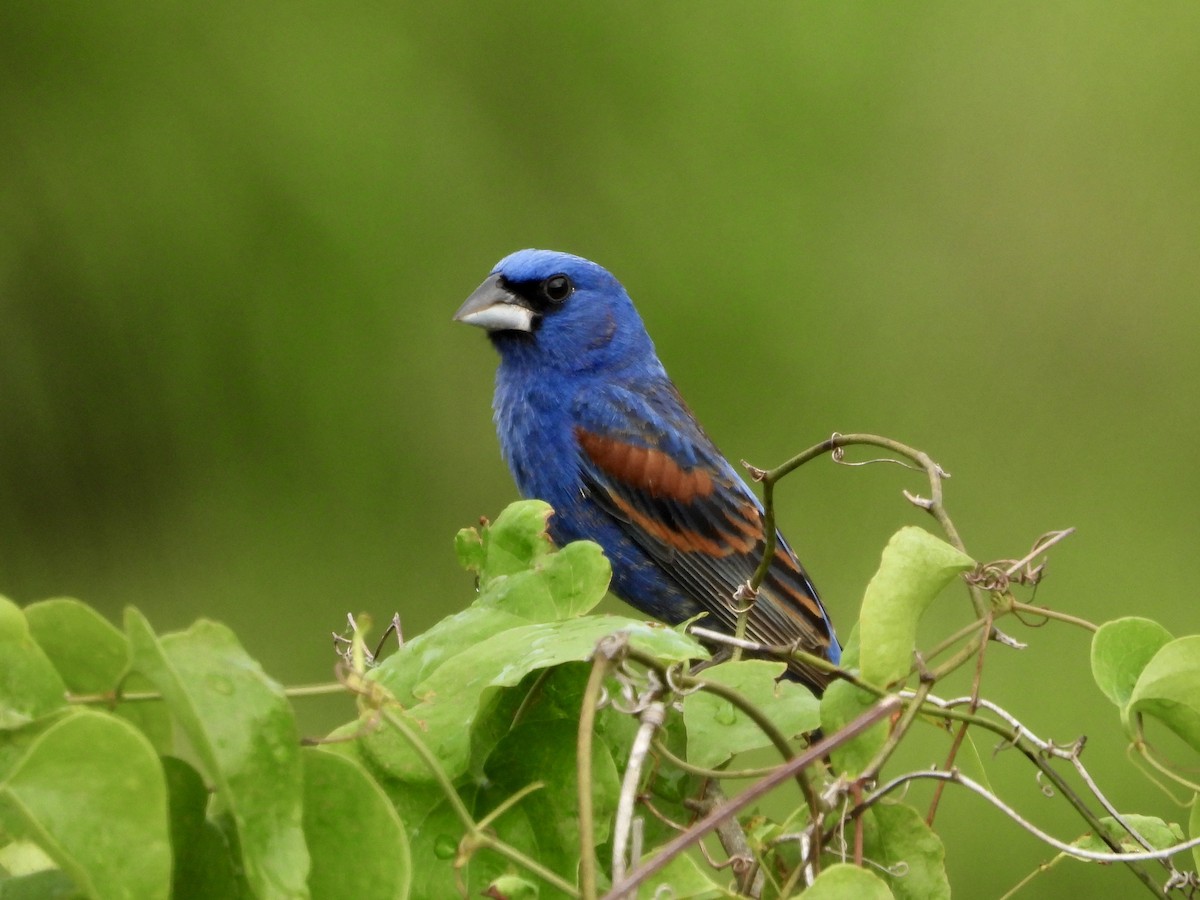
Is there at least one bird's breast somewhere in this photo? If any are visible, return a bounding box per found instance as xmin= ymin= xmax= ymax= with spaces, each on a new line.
xmin=492 ymin=366 xmax=586 ymax=509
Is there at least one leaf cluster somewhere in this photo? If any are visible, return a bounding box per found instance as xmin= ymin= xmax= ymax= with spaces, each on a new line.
xmin=4 ymin=491 xmax=1200 ymax=898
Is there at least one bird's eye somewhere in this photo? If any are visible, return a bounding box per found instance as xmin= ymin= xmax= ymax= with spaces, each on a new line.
xmin=542 ymin=274 xmax=572 ymax=303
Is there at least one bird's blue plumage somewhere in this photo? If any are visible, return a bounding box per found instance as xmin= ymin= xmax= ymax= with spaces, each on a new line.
xmin=455 ymin=249 xmax=840 ymax=691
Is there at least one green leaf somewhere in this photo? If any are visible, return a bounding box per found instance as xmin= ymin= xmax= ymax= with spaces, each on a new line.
xmin=820 ymin=679 xmax=887 ymax=778
xmin=861 ymin=802 xmax=949 ymax=900
xmin=162 ymin=756 xmax=239 ymax=900
xmin=366 ymin=777 xmax=444 ymax=853
xmin=482 ymin=540 xmax=611 ymax=622
xmin=0 ymin=869 xmax=82 ymax=899
xmin=0 ymin=595 xmax=29 ymax=643
xmin=398 ymin=801 xmax=463 ymax=897
xmin=464 ymin=663 xmax=587 ymax=775
xmin=468 ymin=667 xmax=657 ymax=844
xmin=483 ymin=718 xmax=619 ymax=880
xmin=473 ymin=500 xmax=556 ymax=583
xmin=536 ymin=540 xmax=611 ymax=619
xmin=836 ymin=623 xmax=862 ymax=670
xmin=485 ymin=805 xmax=554 ymax=899
xmin=24 ymin=599 xmax=171 ymax=753
xmin=454 ymin=525 xmax=487 ymax=574
xmin=683 ymin=659 xmax=819 ymax=770
xmin=858 ymin=528 xmax=974 ymax=688
xmin=125 ymin=610 xmax=309 ymax=900
xmin=365 ymin=615 xmax=704 ymax=783
xmin=375 ymin=526 xmax=613 ymax=711
xmin=1125 ymin=635 xmax=1200 ymax=751
xmin=22 ymin=600 xmax=128 ymax=691
xmin=0 ymin=710 xmax=170 ymax=900
xmin=302 ymin=747 xmax=411 ymax=900
xmin=371 ymin=606 xmax=532 ymax=706
xmin=1190 ymin=795 xmax=1200 ymax=874
xmin=0 ymin=597 xmax=66 ymax=731
xmin=639 ymin=851 xmax=740 ymax=898
xmin=490 ymin=662 xmax=592 ymax=730
xmin=406 ymin=788 xmax=533 ymax=899
xmin=1091 ymin=617 xmax=1174 ymax=708
xmin=481 ymin=875 xmax=540 ymax=900
xmin=1073 ymin=814 xmax=1184 ymax=854
xmin=0 ymin=839 xmax=56 ymax=877
xmin=804 ymin=862 xmax=894 ymax=899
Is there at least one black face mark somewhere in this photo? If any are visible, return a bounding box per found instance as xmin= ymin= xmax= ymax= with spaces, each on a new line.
xmin=499 ymin=273 xmax=575 ymax=323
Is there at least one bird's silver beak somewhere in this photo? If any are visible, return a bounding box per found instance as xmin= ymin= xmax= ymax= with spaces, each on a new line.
xmin=453 ymin=273 xmax=535 ymax=333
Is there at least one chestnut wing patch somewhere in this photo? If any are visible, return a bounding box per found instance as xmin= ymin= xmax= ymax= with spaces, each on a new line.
xmin=575 ymin=429 xmax=714 ymax=503
xmin=574 ymin=426 xmax=834 ymax=685
xmin=574 ymin=427 xmax=758 ymax=556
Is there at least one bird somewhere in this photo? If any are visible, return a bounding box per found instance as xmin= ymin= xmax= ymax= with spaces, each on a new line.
xmin=454 ymin=249 xmax=840 ymax=693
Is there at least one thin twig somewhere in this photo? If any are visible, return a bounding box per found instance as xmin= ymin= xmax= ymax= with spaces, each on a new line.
xmin=1069 ymin=754 xmax=1179 ymax=878
xmin=1010 ymin=599 xmax=1099 ymax=632
xmin=861 ymin=681 xmax=933 ymax=782
xmin=651 ymin=738 xmax=783 ymax=780
xmin=612 ymin=701 xmax=665 ymax=884
xmin=702 ymin=781 xmax=765 ymax=899
xmin=920 ymin=616 xmax=992 ymax=665
xmin=927 ymin=607 xmax=992 ymax=824
xmin=743 ymin=433 xmax=1019 ymax=648
xmin=623 ymin=647 xmax=821 ymax=838
xmin=578 ymin=652 xmax=613 ymax=900
xmin=475 ymin=782 xmax=547 ymax=831
xmin=687 ymin=625 xmax=843 ymax=682
xmin=604 ymin=697 xmax=902 ymax=899
xmin=904 ymin=693 xmax=1166 ymax=897
xmin=1133 ymin=740 xmax=1200 ymax=797
xmin=865 ymin=770 xmax=1181 ymax=875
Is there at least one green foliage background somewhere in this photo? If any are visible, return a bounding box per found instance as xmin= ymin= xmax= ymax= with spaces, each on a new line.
xmin=2 ymin=5 xmax=1198 ymax=896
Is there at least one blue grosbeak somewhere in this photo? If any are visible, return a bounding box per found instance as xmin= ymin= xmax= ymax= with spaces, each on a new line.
xmin=455 ymin=250 xmax=840 ymax=692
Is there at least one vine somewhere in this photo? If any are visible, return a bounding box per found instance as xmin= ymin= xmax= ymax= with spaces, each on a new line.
xmin=2 ymin=434 xmax=1200 ymax=898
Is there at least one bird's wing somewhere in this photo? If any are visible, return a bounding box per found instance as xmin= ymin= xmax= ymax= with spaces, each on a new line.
xmin=572 ymin=383 xmax=838 ymax=689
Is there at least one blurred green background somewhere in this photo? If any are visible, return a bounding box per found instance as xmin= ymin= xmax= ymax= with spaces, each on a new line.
xmin=3 ymin=3 xmax=1198 ymax=896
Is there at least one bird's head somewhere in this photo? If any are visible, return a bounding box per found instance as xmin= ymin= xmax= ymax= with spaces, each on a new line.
xmin=454 ymin=249 xmax=658 ymax=374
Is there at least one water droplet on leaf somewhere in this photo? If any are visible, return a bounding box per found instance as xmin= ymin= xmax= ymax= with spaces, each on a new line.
xmin=434 ymin=835 xmax=457 ymax=859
